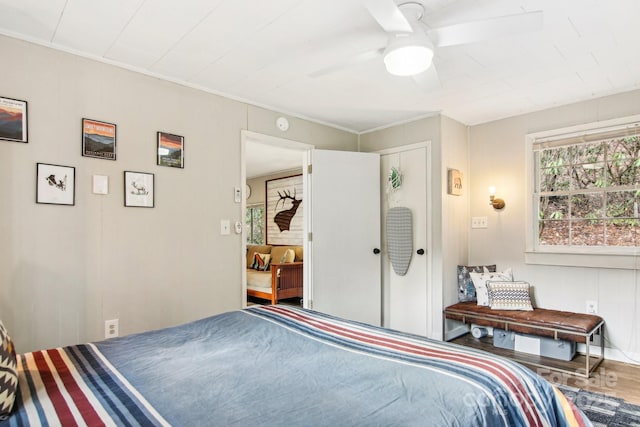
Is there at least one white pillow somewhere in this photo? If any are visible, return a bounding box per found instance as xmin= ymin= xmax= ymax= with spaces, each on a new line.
xmin=470 ymin=268 xmax=513 ymax=306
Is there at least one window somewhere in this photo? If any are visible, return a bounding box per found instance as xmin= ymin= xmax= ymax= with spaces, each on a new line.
xmin=529 ymin=116 xmax=640 ymax=256
xmin=246 ymin=205 xmax=265 ymax=244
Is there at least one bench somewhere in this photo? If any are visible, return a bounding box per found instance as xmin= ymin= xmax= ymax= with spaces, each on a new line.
xmin=444 ymin=302 xmax=605 ymax=378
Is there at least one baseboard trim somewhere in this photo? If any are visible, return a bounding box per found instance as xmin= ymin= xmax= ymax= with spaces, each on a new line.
xmin=444 ymin=324 xmax=469 ymax=342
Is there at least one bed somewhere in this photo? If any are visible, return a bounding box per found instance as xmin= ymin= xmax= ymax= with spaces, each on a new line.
xmin=3 ymin=305 xmax=591 ymax=426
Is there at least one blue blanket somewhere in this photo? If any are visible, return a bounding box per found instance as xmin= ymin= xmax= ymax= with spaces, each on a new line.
xmin=5 ymin=305 xmax=591 ymax=426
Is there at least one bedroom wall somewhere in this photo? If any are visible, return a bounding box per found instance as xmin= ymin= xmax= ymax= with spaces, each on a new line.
xmin=359 ymin=115 xmax=469 ymax=339
xmin=468 ymin=89 xmax=640 ymax=363
xmin=0 ymin=34 xmax=357 ymax=353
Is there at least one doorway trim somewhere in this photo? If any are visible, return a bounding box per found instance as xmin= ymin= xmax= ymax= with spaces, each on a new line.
xmin=240 ymin=130 xmax=314 ymax=308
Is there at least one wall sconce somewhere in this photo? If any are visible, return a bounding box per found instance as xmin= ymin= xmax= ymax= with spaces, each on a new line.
xmin=489 ymin=186 xmax=505 ymax=210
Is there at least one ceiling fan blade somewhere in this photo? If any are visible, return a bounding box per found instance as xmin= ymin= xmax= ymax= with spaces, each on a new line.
xmin=412 ymin=64 xmax=440 ymax=91
xmin=428 ymin=10 xmax=543 ymax=47
xmin=364 ymin=0 xmax=413 ymax=34
xmin=309 ymin=48 xmax=383 ymax=78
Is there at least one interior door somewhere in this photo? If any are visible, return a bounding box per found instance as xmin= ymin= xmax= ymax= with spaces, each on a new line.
xmin=381 ymin=145 xmax=429 ymax=336
xmin=304 ymin=149 xmax=381 ymax=326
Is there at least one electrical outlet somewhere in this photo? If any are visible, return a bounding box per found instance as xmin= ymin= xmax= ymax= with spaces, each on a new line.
xmin=104 ymin=319 xmax=119 ymax=339
xmin=585 ymin=300 xmax=597 ymax=314
xmin=471 ymin=216 xmax=488 ymax=229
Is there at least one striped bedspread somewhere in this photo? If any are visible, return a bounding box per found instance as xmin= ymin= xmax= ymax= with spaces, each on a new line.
xmin=8 ymin=344 xmax=168 ymax=426
xmin=3 ymin=305 xmax=591 ymax=426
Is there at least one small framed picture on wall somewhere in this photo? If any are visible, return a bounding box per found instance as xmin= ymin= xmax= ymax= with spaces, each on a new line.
xmin=36 ymin=163 xmax=75 ymax=206
xmin=0 ymin=96 xmax=28 ymax=143
xmin=157 ymin=131 xmax=184 ymax=168
xmin=124 ymin=171 xmax=154 ymax=208
xmin=82 ymin=118 xmax=117 ymax=160
xmin=447 ymin=168 xmax=463 ymax=196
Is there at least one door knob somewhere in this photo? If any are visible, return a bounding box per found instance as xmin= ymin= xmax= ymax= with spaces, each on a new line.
xmin=373 ymin=248 xmax=381 ymax=254
xmin=416 ymin=249 xmax=425 ymax=255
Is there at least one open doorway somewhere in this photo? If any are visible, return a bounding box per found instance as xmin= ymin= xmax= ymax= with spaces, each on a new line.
xmin=241 ymin=130 xmax=313 ymax=308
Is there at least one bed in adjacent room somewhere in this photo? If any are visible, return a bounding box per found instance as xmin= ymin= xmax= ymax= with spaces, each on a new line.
xmin=2 ymin=305 xmax=590 ymax=426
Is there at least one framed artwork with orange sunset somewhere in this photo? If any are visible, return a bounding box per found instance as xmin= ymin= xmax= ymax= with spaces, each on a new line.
xmin=0 ymin=96 xmax=28 ymax=143
xmin=82 ymin=118 xmax=116 ymax=160
xmin=157 ymin=131 xmax=184 ymax=168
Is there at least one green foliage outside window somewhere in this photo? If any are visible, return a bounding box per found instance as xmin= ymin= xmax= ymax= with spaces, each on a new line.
xmin=246 ymin=206 xmax=265 ymax=244
xmin=538 ymin=135 xmax=640 ymax=247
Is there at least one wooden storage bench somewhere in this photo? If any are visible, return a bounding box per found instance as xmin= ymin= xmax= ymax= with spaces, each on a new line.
xmin=444 ymin=302 xmax=605 ymax=378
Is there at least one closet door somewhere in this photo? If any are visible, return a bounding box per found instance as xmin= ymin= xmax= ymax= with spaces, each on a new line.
xmin=304 ymin=149 xmax=381 ymax=326
xmin=381 ymin=145 xmax=429 ymax=336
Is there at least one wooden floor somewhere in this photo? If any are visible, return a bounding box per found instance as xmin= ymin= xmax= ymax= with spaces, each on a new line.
xmin=540 ymin=358 xmax=640 ymax=406
xmin=451 ymin=334 xmax=640 ymax=405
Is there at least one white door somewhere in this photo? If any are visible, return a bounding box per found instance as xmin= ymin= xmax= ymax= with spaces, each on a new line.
xmin=380 ymin=144 xmax=429 ymax=335
xmin=304 ymin=149 xmax=381 ymax=326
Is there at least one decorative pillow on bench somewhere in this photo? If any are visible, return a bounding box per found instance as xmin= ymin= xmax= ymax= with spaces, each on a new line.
xmin=487 ymin=281 xmax=534 ymax=311
xmin=469 ymin=268 xmax=513 ymax=306
xmin=457 ymin=265 xmax=496 ymax=302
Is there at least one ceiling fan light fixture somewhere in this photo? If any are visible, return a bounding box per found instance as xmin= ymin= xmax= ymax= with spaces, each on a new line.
xmin=383 ymin=36 xmax=434 ymax=76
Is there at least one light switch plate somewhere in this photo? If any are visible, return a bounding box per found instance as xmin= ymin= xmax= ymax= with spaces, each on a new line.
xmin=220 ymin=219 xmax=231 ymax=235
xmin=471 ymin=216 xmax=488 ymax=228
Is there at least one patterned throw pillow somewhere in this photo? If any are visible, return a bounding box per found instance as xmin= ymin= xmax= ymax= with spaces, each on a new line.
xmin=457 ymin=265 xmax=496 ymax=302
xmin=0 ymin=321 xmax=18 ymax=420
xmin=487 ymin=281 xmax=534 ymax=311
xmin=469 ymin=268 xmax=513 ymax=306
xmin=251 ymin=253 xmax=271 ymax=271
xmin=280 ymin=248 xmax=295 ymax=263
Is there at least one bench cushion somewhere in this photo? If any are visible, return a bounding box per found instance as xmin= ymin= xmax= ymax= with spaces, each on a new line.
xmin=445 ymin=302 xmax=603 ymax=343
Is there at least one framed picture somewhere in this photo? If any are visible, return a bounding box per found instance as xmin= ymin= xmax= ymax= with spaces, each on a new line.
xmin=157 ymin=131 xmax=184 ymax=168
xmin=447 ymin=168 xmax=463 ymax=196
xmin=124 ymin=171 xmax=154 ymax=208
xmin=36 ymin=163 xmax=75 ymax=205
xmin=266 ymin=174 xmax=303 ymax=245
xmin=82 ymin=118 xmax=116 ymax=160
xmin=0 ymin=96 xmax=28 ymax=143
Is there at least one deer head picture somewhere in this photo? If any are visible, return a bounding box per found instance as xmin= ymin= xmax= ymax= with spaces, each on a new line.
xmin=266 ymin=174 xmax=304 ymax=245
xmin=274 ymin=188 xmax=302 ymax=232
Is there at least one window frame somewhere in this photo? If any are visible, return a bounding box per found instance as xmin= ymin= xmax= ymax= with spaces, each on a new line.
xmin=525 ymin=114 xmax=640 ymax=269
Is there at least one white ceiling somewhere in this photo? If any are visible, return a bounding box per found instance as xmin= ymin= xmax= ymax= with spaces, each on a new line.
xmin=1 ymin=0 xmax=640 ymax=135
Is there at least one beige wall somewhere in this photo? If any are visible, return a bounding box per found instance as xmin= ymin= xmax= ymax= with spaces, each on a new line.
xmin=0 ymin=35 xmax=357 ymax=352
xmin=440 ymin=116 xmax=470 ymax=308
xmin=469 ymin=89 xmax=640 ymax=361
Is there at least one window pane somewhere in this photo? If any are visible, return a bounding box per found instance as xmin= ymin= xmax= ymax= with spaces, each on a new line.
xmin=539 ymin=195 xmax=569 ymax=220
xmin=539 ymin=220 xmax=568 ymax=245
xmin=571 ymin=220 xmax=604 ymax=245
xmin=540 ymin=166 xmax=571 ymax=192
xmin=606 ymin=137 xmax=640 ymax=186
xmin=541 ymin=147 xmax=571 ymax=168
xmin=606 ymin=191 xmax=638 ymax=219
xmin=572 ymin=142 xmax=604 ymax=164
xmin=605 ymin=220 xmax=640 ymax=246
xmin=540 ymin=147 xmax=571 ymax=192
xmin=570 ymin=193 xmax=603 ymax=219
xmin=571 ymin=163 xmax=605 ymax=190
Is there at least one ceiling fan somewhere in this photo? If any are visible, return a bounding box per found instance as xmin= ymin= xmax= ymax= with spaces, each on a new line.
xmin=311 ymin=0 xmax=543 ymax=85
